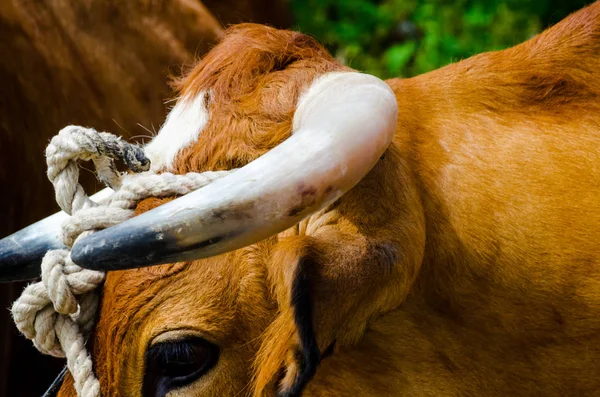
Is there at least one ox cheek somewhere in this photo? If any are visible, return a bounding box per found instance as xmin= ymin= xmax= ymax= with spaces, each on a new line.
xmin=142 ymin=337 xmax=219 ymax=397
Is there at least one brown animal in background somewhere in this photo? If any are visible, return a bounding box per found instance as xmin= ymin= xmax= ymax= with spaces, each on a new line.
xmin=4 ymin=1 xmax=600 ymax=396
xmin=0 ymin=1 xmax=290 ymax=396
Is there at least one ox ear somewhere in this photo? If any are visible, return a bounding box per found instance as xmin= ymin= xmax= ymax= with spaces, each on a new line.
xmin=255 ymin=236 xmax=331 ymax=397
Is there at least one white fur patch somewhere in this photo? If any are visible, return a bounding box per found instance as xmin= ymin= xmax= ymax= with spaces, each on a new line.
xmin=144 ymin=91 xmax=210 ymax=171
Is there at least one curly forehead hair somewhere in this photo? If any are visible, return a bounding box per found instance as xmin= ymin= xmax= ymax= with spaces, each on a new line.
xmin=174 ymin=23 xmax=341 ymax=100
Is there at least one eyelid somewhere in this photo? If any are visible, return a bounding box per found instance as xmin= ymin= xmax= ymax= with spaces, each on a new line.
xmin=149 ymin=329 xmax=217 ymax=346
xmin=151 ymin=330 xmax=197 ymax=345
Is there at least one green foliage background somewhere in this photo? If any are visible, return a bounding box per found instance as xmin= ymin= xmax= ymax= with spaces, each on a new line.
xmin=290 ymin=0 xmax=592 ymax=79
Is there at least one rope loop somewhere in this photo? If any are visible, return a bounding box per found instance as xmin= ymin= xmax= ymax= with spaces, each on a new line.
xmin=46 ymin=126 xmax=150 ymax=215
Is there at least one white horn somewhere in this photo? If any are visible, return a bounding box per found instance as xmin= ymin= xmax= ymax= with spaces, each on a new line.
xmin=71 ymin=72 xmax=398 ymax=270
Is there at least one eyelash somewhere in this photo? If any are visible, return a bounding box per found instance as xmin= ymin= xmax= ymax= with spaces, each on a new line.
xmin=143 ymin=337 xmax=219 ymax=397
xmin=152 ymin=343 xmax=198 ymax=368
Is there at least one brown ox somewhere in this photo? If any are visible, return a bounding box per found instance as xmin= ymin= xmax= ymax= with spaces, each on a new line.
xmin=0 ymin=1 xmax=289 ymax=396
xmin=4 ymin=1 xmax=600 ymax=396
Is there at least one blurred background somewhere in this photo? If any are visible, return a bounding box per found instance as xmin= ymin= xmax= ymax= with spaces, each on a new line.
xmin=0 ymin=0 xmax=592 ymax=396
xmin=291 ymin=0 xmax=592 ymax=78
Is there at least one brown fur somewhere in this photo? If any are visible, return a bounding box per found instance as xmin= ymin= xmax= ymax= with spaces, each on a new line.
xmin=60 ymin=2 xmax=600 ymax=396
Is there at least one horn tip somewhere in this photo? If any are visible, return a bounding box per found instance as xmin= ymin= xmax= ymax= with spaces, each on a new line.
xmin=71 ymin=227 xmax=171 ymax=271
xmin=0 ymin=232 xmax=66 ymax=283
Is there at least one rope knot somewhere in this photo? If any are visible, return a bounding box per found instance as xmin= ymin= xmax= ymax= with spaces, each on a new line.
xmin=42 ymin=250 xmax=79 ymax=315
xmin=12 ymin=126 xmax=235 ymax=397
xmin=11 ymin=126 xmax=151 ymax=397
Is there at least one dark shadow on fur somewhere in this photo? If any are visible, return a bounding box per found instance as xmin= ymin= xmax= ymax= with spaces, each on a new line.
xmin=277 ymin=256 xmax=321 ymax=397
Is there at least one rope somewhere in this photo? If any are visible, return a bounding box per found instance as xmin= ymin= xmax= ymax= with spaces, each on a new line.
xmin=11 ymin=126 xmax=232 ymax=396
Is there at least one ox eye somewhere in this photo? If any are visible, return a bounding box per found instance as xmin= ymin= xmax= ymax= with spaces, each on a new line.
xmin=143 ymin=337 xmax=219 ymax=397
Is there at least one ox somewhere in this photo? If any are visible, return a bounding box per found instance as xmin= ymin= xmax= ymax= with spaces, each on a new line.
xmin=3 ymin=1 xmax=600 ymax=396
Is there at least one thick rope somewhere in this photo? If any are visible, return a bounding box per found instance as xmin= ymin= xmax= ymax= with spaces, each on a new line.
xmin=11 ymin=126 xmax=232 ymax=396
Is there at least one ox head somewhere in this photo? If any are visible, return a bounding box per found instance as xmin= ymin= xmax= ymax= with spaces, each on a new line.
xmin=3 ymin=24 xmax=408 ymax=396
